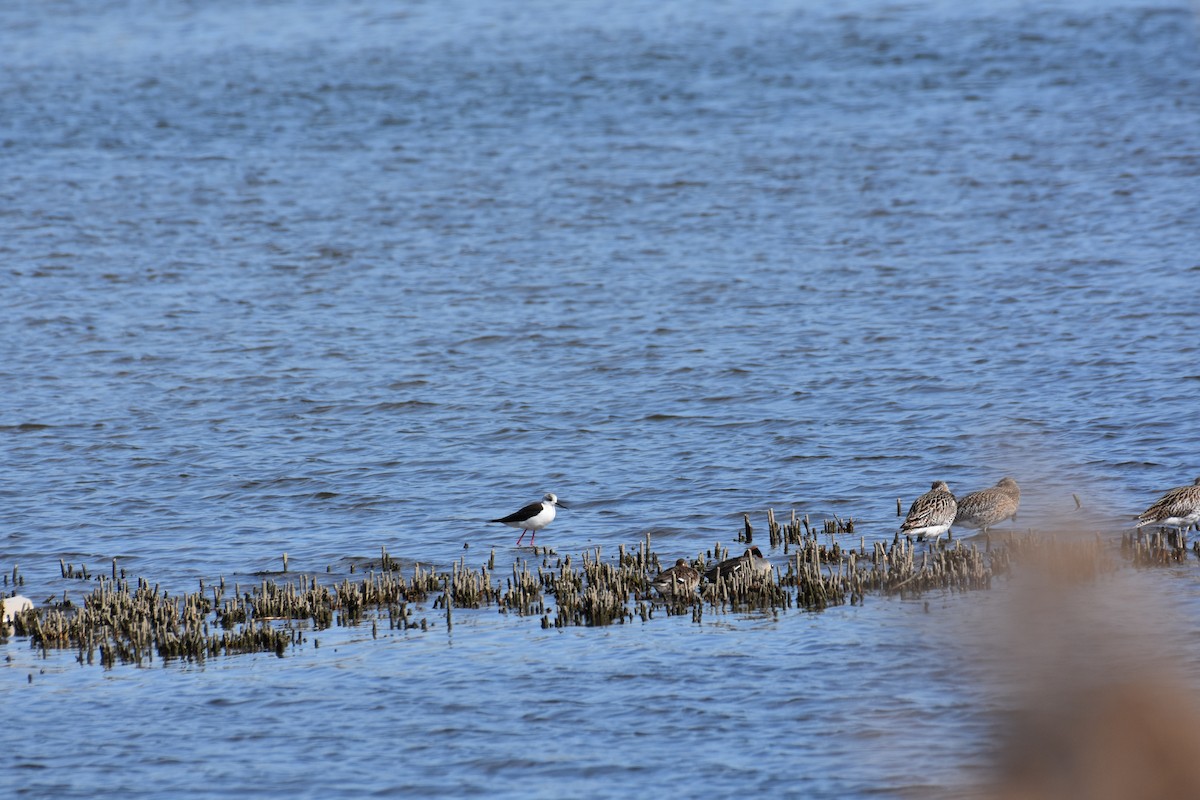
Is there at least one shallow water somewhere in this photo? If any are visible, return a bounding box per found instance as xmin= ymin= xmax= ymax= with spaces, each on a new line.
xmin=3 ymin=0 xmax=1200 ymax=796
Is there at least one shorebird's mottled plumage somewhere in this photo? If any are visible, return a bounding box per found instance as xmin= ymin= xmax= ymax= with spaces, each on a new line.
xmin=703 ymin=546 xmax=771 ymax=583
xmin=652 ymin=558 xmax=701 ymax=596
xmin=954 ymin=477 xmax=1021 ymax=534
xmin=900 ymin=480 xmax=958 ymax=542
xmin=1136 ymin=478 xmax=1200 ymax=532
xmin=490 ymin=492 xmax=567 ymax=547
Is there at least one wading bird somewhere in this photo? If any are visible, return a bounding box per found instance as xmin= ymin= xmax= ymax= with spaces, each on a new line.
xmin=491 ymin=492 xmax=567 ymax=547
xmin=900 ymin=481 xmax=958 ymax=543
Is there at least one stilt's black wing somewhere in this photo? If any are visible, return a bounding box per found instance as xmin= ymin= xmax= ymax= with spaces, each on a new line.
xmin=491 ymin=501 xmax=542 ymax=524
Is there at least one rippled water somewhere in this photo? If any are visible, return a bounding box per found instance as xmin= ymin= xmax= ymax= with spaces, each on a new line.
xmin=3 ymin=0 xmax=1199 ymax=796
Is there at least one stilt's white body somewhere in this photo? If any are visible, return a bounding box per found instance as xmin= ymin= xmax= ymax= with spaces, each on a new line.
xmin=496 ymin=502 xmax=556 ymax=532
xmin=2 ymin=595 xmax=33 ymax=624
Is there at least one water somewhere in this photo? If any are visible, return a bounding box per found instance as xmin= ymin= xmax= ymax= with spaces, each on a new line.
xmin=3 ymin=0 xmax=1199 ymax=795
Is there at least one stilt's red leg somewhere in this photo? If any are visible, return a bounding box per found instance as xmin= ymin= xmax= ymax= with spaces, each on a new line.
xmin=516 ymin=529 xmax=528 ymax=546
xmin=530 ymin=530 xmax=537 ymax=547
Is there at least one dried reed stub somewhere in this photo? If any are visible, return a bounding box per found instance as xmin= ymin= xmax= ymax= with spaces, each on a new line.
xmin=992 ymin=532 xmax=1116 ymax=589
xmin=379 ymin=546 xmax=400 ymax=572
xmin=777 ymin=526 xmax=999 ymax=608
xmin=739 ymin=514 xmax=753 ymax=544
xmin=767 ymin=509 xmax=854 ymax=552
xmin=501 ymin=559 xmax=545 ymax=616
xmin=701 ymin=560 xmax=790 ymax=613
xmin=10 ymin=561 xmax=460 ymax=667
xmin=59 ymin=559 xmax=92 ymax=581
xmin=547 ymin=547 xmax=644 ymax=627
xmin=447 ymin=557 xmax=500 ymax=609
xmin=869 ymin=539 xmax=993 ymax=598
xmin=8 ymin=511 xmax=1100 ymax=669
xmin=768 ymin=509 xmax=804 ymax=549
xmin=16 ymin=576 xmax=292 ymax=667
xmin=1122 ymin=528 xmax=1189 ymax=567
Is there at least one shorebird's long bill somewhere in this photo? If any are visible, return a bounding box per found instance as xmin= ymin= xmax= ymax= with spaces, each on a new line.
xmin=555 ymin=499 xmax=569 ymax=509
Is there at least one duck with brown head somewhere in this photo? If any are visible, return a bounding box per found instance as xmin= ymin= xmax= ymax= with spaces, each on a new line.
xmin=703 ymin=546 xmax=771 ymax=583
xmin=652 ymin=558 xmax=701 ymax=597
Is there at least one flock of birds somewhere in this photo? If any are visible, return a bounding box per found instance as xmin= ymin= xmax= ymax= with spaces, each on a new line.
xmin=5 ymin=479 xmax=1200 ymax=623
xmin=489 ymin=476 xmax=1200 ymax=597
xmin=898 ymin=477 xmax=1021 ymax=542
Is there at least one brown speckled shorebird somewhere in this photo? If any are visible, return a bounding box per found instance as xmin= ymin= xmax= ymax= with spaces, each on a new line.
xmin=954 ymin=477 xmax=1021 ymax=534
xmin=1136 ymin=477 xmax=1200 ymax=534
xmin=900 ymin=481 xmax=958 ymax=542
xmin=703 ymin=546 xmax=771 ymax=583
xmin=652 ymin=558 xmax=701 ymax=596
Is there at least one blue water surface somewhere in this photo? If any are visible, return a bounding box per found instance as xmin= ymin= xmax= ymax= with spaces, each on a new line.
xmin=2 ymin=0 xmax=1199 ymax=796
